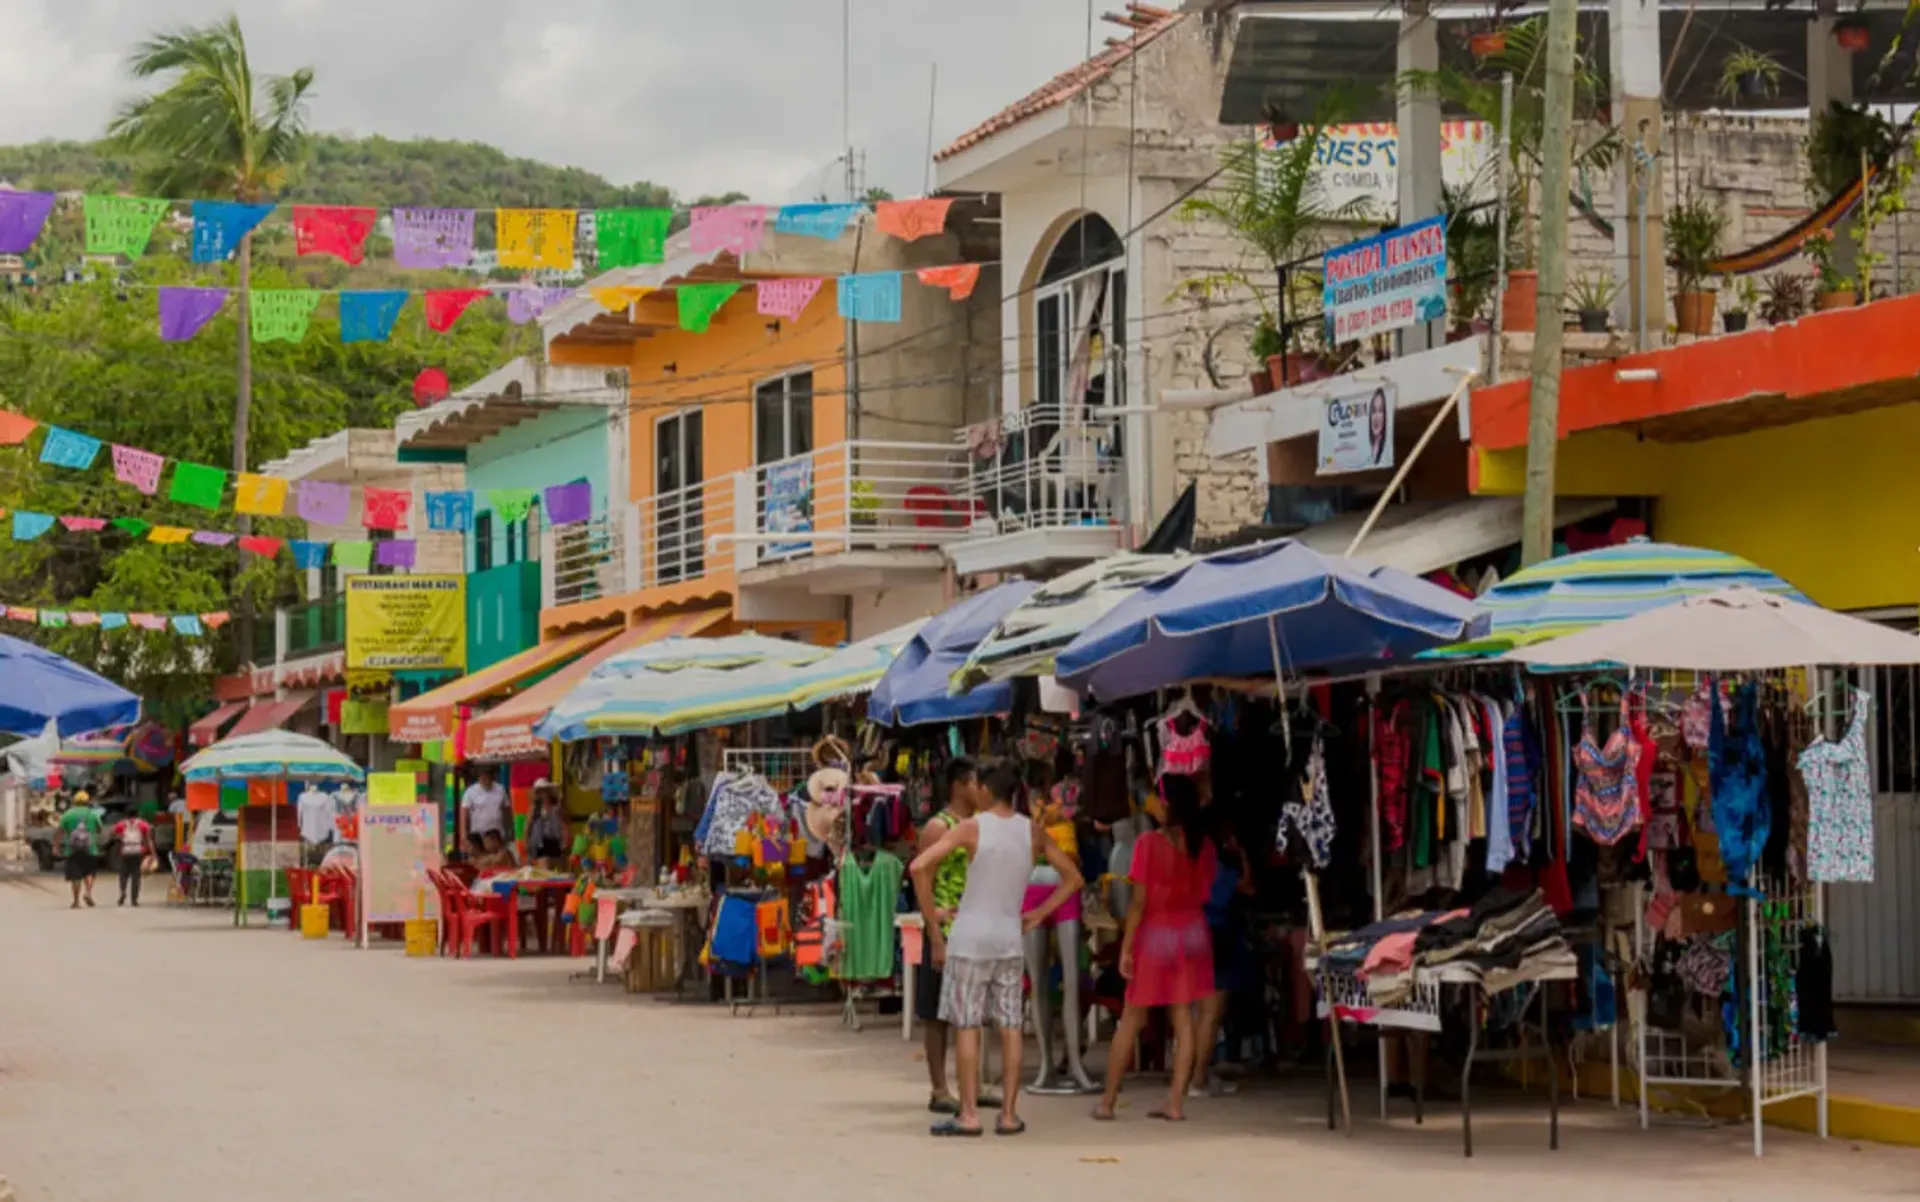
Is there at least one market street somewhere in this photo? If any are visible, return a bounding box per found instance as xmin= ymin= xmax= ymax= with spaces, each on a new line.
xmin=0 ymin=873 xmax=1908 ymax=1202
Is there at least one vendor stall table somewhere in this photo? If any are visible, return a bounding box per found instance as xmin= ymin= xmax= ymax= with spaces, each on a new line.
xmin=475 ymin=875 xmax=575 ymax=954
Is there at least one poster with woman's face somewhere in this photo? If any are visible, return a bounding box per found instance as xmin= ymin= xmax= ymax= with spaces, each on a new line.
xmin=1316 ymin=384 xmax=1397 ymax=475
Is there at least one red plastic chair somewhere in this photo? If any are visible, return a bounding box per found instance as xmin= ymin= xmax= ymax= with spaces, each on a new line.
xmin=481 ymin=881 xmax=522 ymax=959
xmin=444 ymin=886 xmax=505 ymax=959
xmin=286 ymin=869 xmax=312 ymax=932
xmin=424 ymin=869 xmax=459 ymax=955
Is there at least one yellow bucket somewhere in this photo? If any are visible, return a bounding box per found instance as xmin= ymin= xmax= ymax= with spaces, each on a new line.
xmin=404 ymin=919 xmax=438 ymax=957
xmin=300 ymin=903 xmax=331 ymax=940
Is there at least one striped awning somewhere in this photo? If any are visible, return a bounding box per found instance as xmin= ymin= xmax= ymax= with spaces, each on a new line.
xmin=189 ymin=701 xmax=249 ymax=747
xmin=226 ymin=691 xmax=317 ymax=739
xmin=387 ymin=626 xmax=621 ymax=744
xmin=465 ymin=607 xmax=730 ymax=761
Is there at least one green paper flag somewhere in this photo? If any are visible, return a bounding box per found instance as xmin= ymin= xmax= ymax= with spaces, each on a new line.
xmin=489 ymin=488 xmax=536 ymax=524
xmin=83 ymin=195 xmax=170 ymax=258
xmin=111 ymin=517 xmax=152 ymax=538
xmin=251 ymin=289 xmax=324 ymax=343
xmin=39 ymin=610 xmax=68 ymax=629
xmin=332 ymin=540 xmax=373 ymax=571
xmin=596 ymin=207 xmax=673 ymax=268
xmin=677 ymin=281 xmax=741 ymax=333
xmin=168 ymin=462 xmax=227 ymax=511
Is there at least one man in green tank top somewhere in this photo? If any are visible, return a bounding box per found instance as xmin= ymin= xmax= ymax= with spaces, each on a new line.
xmin=918 ymin=757 xmax=981 ymax=1116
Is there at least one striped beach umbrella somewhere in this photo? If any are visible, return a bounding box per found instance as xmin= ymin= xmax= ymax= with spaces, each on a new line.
xmin=179 ymin=731 xmax=364 ymax=782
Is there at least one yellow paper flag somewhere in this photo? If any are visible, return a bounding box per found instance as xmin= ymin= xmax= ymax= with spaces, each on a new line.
xmin=148 ymin=526 xmax=192 ymax=544
xmin=497 ymin=208 xmax=576 ymax=270
xmin=591 ymin=285 xmax=656 ymax=312
xmin=368 ymin=771 xmax=416 ymax=807
xmin=234 ymin=472 xmax=290 ymax=516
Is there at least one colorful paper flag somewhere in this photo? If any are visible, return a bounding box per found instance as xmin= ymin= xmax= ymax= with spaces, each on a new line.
xmin=756 ymin=277 xmax=824 ymax=321
xmin=70 ymin=612 xmax=99 ymax=628
xmin=168 ymin=462 xmax=227 ymax=511
xmin=39 ymin=426 xmax=102 ymax=470
xmin=58 ymin=516 xmax=106 ymax=533
xmin=413 ymin=368 xmax=451 ymax=406
xmin=0 ymin=412 xmax=37 ymax=445
xmin=99 ymin=613 xmax=128 ymax=631
xmin=40 ymin=611 xmax=67 ymax=629
xmin=339 ymin=290 xmax=409 ymax=343
xmin=7 ymin=607 xmax=37 ymax=623
xmin=363 ymin=487 xmax=411 ymax=530
xmin=191 ymin=531 xmax=235 ymax=547
xmin=130 ymin=614 xmax=167 ymax=632
xmin=190 ymin=201 xmax=273 ymax=263
xmin=595 ymin=207 xmax=673 ymax=268
xmin=425 ymin=490 xmax=474 ymax=532
xmin=332 ymin=540 xmax=373 ymax=571
xmin=234 ymin=473 xmax=290 ymax=517
xmin=488 ymin=488 xmax=536 ymax=524
xmin=0 ymin=192 xmax=56 ymax=254
xmin=874 ymin=198 xmax=955 ymax=242
xmin=289 ymin=540 xmax=328 ymax=570
xmin=543 ymin=481 xmax=592 ymax=525
xmin=83 ymin=195 xmax=169 ymax=258
xmin=292 ymin=205 xmax=378 ymax=265
xmin=424 ymin=289 xmax=489 ymax=333
xmin=251 ymin=289 xmax=323 ymax=343
xmin=391 ymin=208 xmax=475 ymax=268
xmin=591 ymin=286 xmax=655 ymax=312
xmin=677 ymin=281 xmax=742 ymax=333
xmin=505 ymin=287 xmax=571 ymax=325
xmin=497 ymin=208 xmax=577 ymax=269
xmin=690 ymin=205 xmax=770 ymax=256
xmin=838 ymin=271 xmax=904 ymax=323
xmin=202 ymin=611 xmax=231 ymax=628
xmin=774 ymin=204 xmax=863 ymax=240
xmin=916 ymin=263 xmax=982 ymax=301
xmin=148 ymin=527 xmax=192 ymax=545
xmin=158 ymin=287 xmax=230 ymax=342
xmin=111 ymin=517 xmax=152 ymax=538
xmin=239 ymin=535 xmax=284 ymax=558
xmin=171 ymin=615 xmax=204 ymax=636
xmin=12 ymin=512 xmax=54 ymax=540
xmin=374 ymin=538 xmax=417 ymax=569
xmin=297 ymin=480 xmax=350 ymax=526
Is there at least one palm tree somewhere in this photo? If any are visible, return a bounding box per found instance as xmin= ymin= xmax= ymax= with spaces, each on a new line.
xmin=107 ymin=15 xmax=315 ymax=481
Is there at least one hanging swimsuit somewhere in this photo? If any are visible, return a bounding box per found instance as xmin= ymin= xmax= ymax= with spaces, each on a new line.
xmin=1572 ymin=691 xmax=1643 ymax=846
xmin=1158 ymin=714 xmax=1211 ymax=778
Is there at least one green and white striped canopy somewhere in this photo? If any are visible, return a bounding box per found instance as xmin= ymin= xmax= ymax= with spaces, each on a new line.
xmin=179 ymin=731 xmax=364 ymax=783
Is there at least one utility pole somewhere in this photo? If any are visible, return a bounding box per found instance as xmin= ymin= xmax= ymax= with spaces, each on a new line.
xmin=1520 ymin=0 xmax=1580 ymax=566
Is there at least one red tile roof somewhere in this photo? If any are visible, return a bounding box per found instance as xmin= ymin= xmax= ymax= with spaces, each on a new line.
xmin=935 ymin=4 xmax=1183 ymax=163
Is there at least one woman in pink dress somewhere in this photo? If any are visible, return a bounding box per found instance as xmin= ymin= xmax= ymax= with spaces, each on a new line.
xmin=1093 ymin=776 xmax=1217 ymax=1122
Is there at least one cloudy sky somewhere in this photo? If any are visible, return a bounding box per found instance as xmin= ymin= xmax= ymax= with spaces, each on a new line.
xmin=0 ymin=0 xmax=1109 ymax=200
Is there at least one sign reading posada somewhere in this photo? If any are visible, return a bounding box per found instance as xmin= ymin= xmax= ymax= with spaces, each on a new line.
xmin=1321 ymin=215 xmax=1448 ymax=343
xmin=345 ymin=575 xmax=467 ymax=672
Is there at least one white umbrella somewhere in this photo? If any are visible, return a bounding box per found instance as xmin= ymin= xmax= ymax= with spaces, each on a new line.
xmin=1508 ymin=586 xmax=1920 ymax=671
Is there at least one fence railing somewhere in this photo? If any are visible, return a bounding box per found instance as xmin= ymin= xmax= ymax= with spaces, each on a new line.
xmin=957 ymin=403 xmax=1125 ymax=536
xmin=725 ymin=440 xmax=971 ymax=570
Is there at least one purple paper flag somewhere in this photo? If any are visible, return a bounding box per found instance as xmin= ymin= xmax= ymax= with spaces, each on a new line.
xmin=543 ymin=481 xmax=593 ymax=525
xmin=191 ymin=531 xmax=236 ymax=547
xmin=0 ymin=192 xmax=56 ymax=254
xmin=505 ymin=287 xmax=572 ymax=325
xmin=297 ymin=480 xmax=351 ymax=526
xmin=392 ymin=208 xmax=475 ymax=269
xmin=374 ymin=538 xmax=416 ymax=569
xmin=158 ymin=287 xmax=229 ymax=342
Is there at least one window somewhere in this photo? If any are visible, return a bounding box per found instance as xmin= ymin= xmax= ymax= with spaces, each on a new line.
xmin=473 ymin=511 xmax=494 ymax=572
xmin=1033 ymin=214 xmax=1126 ymax=417
xmin=655 ymin=410 xmax=705 ymax=583
xmin=754 ymin=370 xmax=814 ymax=466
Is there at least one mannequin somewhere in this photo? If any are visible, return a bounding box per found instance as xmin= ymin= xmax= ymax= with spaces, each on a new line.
xmin=1024 ymin=863 xmax=1095 ymax=1093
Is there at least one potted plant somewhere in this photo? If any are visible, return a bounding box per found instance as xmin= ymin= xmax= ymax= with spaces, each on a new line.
xmin=1806 ymin=101 xmax=1898 ymax=199
xmin=1567 ymin=268 xmax=1618 ymax=332
xmin=1759 ymin=270 xmax=1808 ymax=324
xmin=1716 ymin=47 xmax=1783 ymax=106
xmin=1440 ymin=180 xmax=1510 ymax=337
xmin=1469 ymin=27 xmax=1508 ymax=58
xmin=1833 ymin=19 xmax=1870 ymax=54
xmin=1806 ymin=228 xmax=1856 ymax=308
xmin=1667 ymin=193 xmax=1728 ymax=334
xmin=1248 ymin=316 xmax=1283 ymax=394
xmin=1721 ymin=275 xmax=1757 ymax=332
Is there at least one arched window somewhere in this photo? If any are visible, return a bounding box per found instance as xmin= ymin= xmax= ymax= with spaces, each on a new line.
xmin=1034 ymin=214 xmax=1126 ymax=413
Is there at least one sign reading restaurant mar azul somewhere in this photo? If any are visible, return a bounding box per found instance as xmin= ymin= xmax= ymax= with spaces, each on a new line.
xmin=1321 ymin=216 xmax=1448 ymax=343
xmin=345 ymin=575 xmax=467 ymax=672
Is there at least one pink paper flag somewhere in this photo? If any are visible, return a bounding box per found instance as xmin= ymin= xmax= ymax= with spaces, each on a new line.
xmin=130 ymin=614 xmax=167 ymax=631
xmin=191 ymin=531 xmax=236 ymax=547
xmin=757 ymin=277 xmax=824 ymax=320
xmin=689 ymin=205 xmax=770 ymax=256
xmin=59 ymin=516 xmax=107 ymax=533
xmin=112 ymin=445 xmax=164 ymax=495
xmin=69 ymin=612 xmax=100 ymax=628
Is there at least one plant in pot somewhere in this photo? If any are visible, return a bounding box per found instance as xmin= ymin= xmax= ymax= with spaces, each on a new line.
xmin=1247 ymin=316 xmax=1284 ymax=394
xmin=1441 ymin=179 xmax=1515 ymax=338
xmin=1759 ymin=270 xmax=1808 ymax=324
xmin=1806 ymin=228 xmax=1856 ymax=308
xmin=1667 ymin=192 xmax=1727 ymax=335
xmin=1721 ymin=275 xmax=1757 ymax=332
xmin=1567 ymin=268 xmax=1618 ymax=333
xmin=1716 ymin=47 xmax=1783 ymax=106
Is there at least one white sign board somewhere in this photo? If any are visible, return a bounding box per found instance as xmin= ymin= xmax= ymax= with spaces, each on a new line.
xmin=1266 ymin=122 xmax=1497 ymax=221
xmin=1318 ymin=385 xmax=1397 ymax=476
xmin=1322 ymin=217 xmax=1449 ymax=343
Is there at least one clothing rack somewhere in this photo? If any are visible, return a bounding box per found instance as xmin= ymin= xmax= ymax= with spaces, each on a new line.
xmin=1748 ymin=876 xmax=1829 ymax=1156
xmin=722 ymin=748 xmax=812 ymax=792
xmin=834 ymin=784 xmax=907 ymax=1032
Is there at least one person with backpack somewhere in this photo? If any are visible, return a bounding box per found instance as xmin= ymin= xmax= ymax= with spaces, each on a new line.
xmin=59 ymin=795 xmax=103 ymax=909
xmin=109 ymin=810 xmax=155 ymax=907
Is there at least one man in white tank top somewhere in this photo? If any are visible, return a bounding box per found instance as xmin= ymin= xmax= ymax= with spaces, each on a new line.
xmin=911 ymin=760 xmax=1083 ymax=1137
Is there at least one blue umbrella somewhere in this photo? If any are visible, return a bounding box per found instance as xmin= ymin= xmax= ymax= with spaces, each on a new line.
xmin=0 ymin=634 xmax=140 ymax=737
xmin=1055 ymin=541 xmax=1489 ymax=702
xmin=869 ymin=581 xmax=1040 ymax=726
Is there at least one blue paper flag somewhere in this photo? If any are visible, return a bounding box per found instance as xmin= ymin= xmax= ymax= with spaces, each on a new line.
xmin=170 ymin=615 xmax=204 ymax=636
xmin=837 ymin=271 xmax=904 ymax=323
xmin=339 ymin=290 xmax=410 ymax=343
xmin=12 ymin=511 xmax=55 ymax=541
xmin=774 ymin=203 xmax=863 ymax=240
xmin=288 ymin=540 xmax=328 ymax=570
xmin=39 ymin=426 xmax=102 ymax=470
xmin=425 ymin=490 xmax=474 ymax=532
xmin=99 ymin=613 xmax=128 ymax=630
xmin=191 ymin=201 xmax=275 ymax=263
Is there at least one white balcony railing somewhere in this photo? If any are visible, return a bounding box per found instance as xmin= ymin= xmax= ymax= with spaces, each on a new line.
xmin=725 ymin=440 xmax=971 ymax=571
xmin=957 ymin=403 xmax=1124 ymax=537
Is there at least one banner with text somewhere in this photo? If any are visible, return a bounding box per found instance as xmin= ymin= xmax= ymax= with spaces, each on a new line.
xmin=1317 ymin=384 xmax=1397 ymax=476
xmin=345 ymin=575 xmax=467 ymax=672
xmin=1322 ymin=216 xmax=1448 ymax=344
xmin=1267 ymin=122 xmax=1496 ymax=221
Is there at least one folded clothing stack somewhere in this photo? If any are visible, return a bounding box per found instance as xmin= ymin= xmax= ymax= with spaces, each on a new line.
xmin=1313 ymin=887 xmax=1574 ymax=1008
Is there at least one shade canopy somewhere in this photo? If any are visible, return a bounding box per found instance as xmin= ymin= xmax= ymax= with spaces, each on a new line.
xmin=1509 ymin=587 xmax=1920 ymax=672
xmin=179 ymin=731 xmax=364 ymax=783
xmin=870 ymin=581 xmax=1041 ymax=726
xmin=0 ymin=634 xmax=140 ymax=738
xmin=1428 ymin=539 xmax=1806 ymax=658
xmin=1055 ymin=540 xmax=1489 ymax=702
xmin=951 ymin=554 xmax=1183 ymax=693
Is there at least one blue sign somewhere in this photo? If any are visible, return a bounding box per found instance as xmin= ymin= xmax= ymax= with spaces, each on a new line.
xmin=764 ymin=459 xmax=814 ymax=559
xmin=1321 ymin=215 xmax=1448 ymax=343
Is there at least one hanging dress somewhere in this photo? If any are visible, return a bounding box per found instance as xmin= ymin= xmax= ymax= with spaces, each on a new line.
xmin=1572 ymin=691 xmax=1643 ymax=846
xmin=1799 ymin=686 xmax=1874 ymax=883
xmin=1710 ymin=680 xmax=1770 ymax=888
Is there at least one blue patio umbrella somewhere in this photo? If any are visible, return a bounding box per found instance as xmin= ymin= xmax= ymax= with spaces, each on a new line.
xmin=1055 ymin=541 xmax=1489 ymax=702
xmin=869 ymin=580 xmax=1041 ymax=727
xmin=0 ymin=634 xmax=140 ymax=737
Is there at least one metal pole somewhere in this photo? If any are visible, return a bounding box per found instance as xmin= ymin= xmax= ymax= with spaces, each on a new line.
xmin=1522 ymin=0 xmax=1580 ymax=566
xmin=1490 ymin=73 xmax=1514 ymax=382
xmin=1634 ymin=131 xmax=1654 ymax=352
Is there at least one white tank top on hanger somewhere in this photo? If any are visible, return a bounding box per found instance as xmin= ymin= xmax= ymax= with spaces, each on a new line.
xmin=945 ymin=811 xmax=1032 ymax=961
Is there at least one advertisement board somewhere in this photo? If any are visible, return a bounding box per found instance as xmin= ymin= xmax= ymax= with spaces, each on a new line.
xmin=1317 ymin=384 xmax=1397 ymax=476
xmin=345 ymin=575 xmax=466 ymax=672
xmin=1267 ymin=121 xmax=1496 ymax=220
xmin=1322 ymin=216 xmax=1449 ymax=343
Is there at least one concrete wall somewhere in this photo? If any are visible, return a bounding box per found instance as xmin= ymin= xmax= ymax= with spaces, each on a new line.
xmin=285 ymin=429 xmax=466 ymax=577
xmin=848 ymin=578 xmax=949 ymax=642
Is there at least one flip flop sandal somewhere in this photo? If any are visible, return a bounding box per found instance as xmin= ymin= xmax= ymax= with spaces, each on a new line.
xmin=928 ymin=1096 xmax=961 ymax=1116
xmin=930 ymin=1119 xmax=984 ymax=1138
xmin=996 ymin=1119 xmax=1028 ymax=1136
xmin=1091 ymin=1106 xmax=1117 ymax=1122
xmin=1146 ymin=1109 xmax=1187 ymax=1122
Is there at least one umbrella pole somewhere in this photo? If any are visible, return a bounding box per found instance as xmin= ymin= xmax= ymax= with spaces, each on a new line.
xmin=1305 ymin=868 xmax=1353 ymax=1135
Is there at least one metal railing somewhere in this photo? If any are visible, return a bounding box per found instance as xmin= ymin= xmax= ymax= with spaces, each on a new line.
xmin=957 ymin=403 xmax=1125 ymax=537
xmin=728 ymin=440 xmax=970 ymax=569
xmin=548 ymin=513 xmax=626 ymax=608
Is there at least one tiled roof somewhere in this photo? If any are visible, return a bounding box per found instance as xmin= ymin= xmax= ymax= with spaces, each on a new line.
xmin=934 ymin=4 xmax=1183 ymax=163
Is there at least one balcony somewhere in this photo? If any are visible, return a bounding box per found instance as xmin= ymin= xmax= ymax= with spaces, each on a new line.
xmin=947 ymin=403 xmax=1128 ymax=577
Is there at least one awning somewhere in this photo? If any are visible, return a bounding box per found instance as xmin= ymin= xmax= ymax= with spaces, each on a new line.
xmin=466 ymin=607 xmax=730 ymax=761
xmin=226 ymin=691 xmax=317 ymax=739
xmin=189 ymin=701 xmax=250 ymax=747
xmin=387 ymin=626 xmax=621 ymax=743
xmin=1289 ymin=498 xmax=1617 ymax=577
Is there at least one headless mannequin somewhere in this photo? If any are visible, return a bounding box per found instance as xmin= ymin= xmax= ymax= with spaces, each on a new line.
xmin=1025 ymin=863 xmax=1095 ymax=1093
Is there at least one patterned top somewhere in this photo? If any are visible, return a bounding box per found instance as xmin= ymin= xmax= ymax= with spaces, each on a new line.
xmin=929 ymin=810 xmax=971 ymax=935
xmin=1799 ymin=687 xmax=1874 ymax=884
xmin=1573 ymin=693 xmax=1643 ymax=846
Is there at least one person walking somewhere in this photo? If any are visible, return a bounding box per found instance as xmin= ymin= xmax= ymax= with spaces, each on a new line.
xmin=915 ymin=757 xmax=985 ymax=1117
xmin=59 ymin=796 xmax=103 ymax=909
xmin=1094 ymin=775 xmax=1218 ymax=1122
xmin=109 ymin=809 xmax=156 ymax=907
xmin=912 ymin=760 xmax=1082 ymax=1137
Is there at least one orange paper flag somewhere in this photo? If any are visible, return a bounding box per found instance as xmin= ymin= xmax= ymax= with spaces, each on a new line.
xmin=874 ymin=198 xmax=954 ymax=242
xmin=915 ymin=264 xmax=982 ymax=301
xmin=0 ymin=411 xmax=38 ymax=446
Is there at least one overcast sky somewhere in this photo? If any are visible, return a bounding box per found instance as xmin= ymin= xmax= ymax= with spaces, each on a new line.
xmin=0 ymin=0 xmax=1109 ymax=201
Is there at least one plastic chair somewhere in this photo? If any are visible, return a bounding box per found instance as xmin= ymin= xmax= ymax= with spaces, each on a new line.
xmin=425 ymin=869 xmax=461 ymax=955
xmin=445 ymin=886 xmax=504 ymax=959
xmin=482 ymin=882 xmax=523 ymax=959
xmin=286 ymin=868 xmax=312 ymax=932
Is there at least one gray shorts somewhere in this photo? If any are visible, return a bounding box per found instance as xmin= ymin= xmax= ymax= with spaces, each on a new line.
xmin=938 ymin=955 xmax=1024 ymax=1030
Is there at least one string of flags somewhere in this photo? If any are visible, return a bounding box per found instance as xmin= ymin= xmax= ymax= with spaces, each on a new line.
xmin=0 ymin=602 xmax=227 ymax=638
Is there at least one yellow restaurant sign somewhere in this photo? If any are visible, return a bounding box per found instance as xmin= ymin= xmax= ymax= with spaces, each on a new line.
xmin=345 ymin=575 xmax=467 ymax=672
